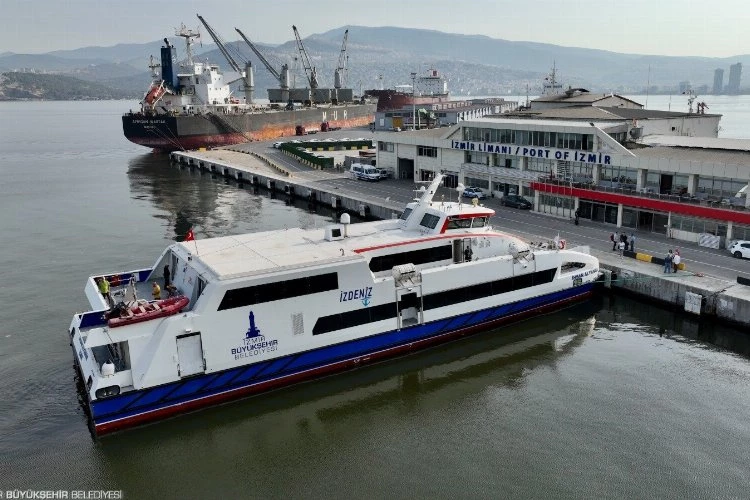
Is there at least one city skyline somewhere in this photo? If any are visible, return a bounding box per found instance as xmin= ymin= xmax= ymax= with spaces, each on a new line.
xmin=2 ymin=0 xmax=749 ymax=58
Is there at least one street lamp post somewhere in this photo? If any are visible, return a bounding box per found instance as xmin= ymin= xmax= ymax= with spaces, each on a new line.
xmin=411 ymin=72 xmax=417 ymax=130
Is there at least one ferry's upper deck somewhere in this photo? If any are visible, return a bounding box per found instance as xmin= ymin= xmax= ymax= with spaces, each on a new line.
xmin=173 ymin=185 xmax=524 ymax=282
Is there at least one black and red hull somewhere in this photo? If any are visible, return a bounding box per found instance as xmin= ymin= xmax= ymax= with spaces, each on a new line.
xmin=123 ymin=102 xmax=376 ymax=152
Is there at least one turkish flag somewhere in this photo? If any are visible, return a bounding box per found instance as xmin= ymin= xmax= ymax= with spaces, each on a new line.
xmin=184 ymin=228 xmax=195 ymax=242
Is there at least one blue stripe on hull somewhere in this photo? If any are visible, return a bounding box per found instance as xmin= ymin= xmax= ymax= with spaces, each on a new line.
xmin=90 ymin=284 xmax=594 ymax=429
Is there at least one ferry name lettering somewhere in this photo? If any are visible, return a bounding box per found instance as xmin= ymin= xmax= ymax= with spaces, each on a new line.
xmin=571 ymin=268 xmax=598 ymax=280
xmin=450 ymin=141 xmax=611 ymax=165
xmin=340 ymin=287 xmax=373 ymax=302
xmin=231 ymin=335 xmax=279 ymax=360
xmin=78 ymin=335 xmax=88 ymax=360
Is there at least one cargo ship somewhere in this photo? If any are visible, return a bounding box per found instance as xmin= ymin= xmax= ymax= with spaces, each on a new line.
xmin=122 ymin=22 xmax=376 ymax=152
xmin=365 ymin=69 xmax=451 ymax=112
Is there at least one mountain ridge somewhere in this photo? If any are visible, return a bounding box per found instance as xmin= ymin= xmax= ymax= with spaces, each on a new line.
xmin=1 ymin=25 xmax=748 ymax=100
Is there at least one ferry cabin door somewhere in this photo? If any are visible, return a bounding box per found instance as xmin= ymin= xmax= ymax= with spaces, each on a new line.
xmin=396 ymin=286 xmax=423 ymax=329
xmin=176 ymin=332 xmax=205 ymax=378
xmin=454 ymin=238 xmax=472 ymax=263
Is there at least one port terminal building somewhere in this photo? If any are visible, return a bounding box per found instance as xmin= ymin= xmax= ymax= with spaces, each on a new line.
xmin=373 ymin=91 xmax=750 ymax=248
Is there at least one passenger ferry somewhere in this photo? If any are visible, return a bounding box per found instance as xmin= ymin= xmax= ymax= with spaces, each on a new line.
xmin=69 ymin=174 xmax=600 ymax=435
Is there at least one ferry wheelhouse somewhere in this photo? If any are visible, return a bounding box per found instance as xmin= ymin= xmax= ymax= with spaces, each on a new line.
xmin=69 ymin=174 xmax=600 ymax=435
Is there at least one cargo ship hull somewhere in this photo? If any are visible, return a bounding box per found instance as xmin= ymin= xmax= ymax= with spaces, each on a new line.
xmin=123 ymin=102 xmax=376 ymax=151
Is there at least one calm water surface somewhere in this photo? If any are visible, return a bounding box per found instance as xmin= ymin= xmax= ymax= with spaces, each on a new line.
xmin=1 ymin=101 xmax=750 ymax=498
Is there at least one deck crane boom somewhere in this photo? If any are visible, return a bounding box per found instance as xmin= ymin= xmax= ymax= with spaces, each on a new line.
xmin=195 ymin=14 xmax=254 ymax=103
xmin=334 ymin=29 xmax=348 ymax=89
xmin=196 ymin=14 xmax=242 ymax=73
xmin=292 ymin=25 xmax=318 ymax=89
xmin=235 ymin=27 xmax=289 ymax=90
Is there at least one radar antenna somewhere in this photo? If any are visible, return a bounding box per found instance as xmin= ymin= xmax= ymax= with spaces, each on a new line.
xmin=682 ymin=88 xmax=697 ymax=114
xmin=174 ymin=23 xmax=201 ymax=67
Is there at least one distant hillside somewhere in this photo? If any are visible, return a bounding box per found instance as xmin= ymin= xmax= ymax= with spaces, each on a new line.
xmin=1 ymin=25 xmax=748 ymax=100
xmin=0 ymin=72 xmax=136 ymax=100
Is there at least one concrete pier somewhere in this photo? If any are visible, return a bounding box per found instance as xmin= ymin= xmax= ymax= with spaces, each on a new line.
xmin=593 ymin=251 xmax=750 ymax=328
xmin=170 ymin=148 xmax=750 ymax=329
xmin=170 ymin=149 xmax=402 ymax=220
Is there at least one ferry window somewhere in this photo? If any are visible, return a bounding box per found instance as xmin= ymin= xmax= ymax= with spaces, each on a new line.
xmin=400 ymin=208 xmax=413 ymax=221
xmin=369 ymin=245 xmax=452 ymax=273
xmin=471 ymin=217 xmax=487 ymax=228
xmin=446 ymin=217 xmax=472 ymax=229
xmin=217 ymin=272 xmax=339 ymax=310
xmin=422 ymin=268 xmax=557 ymax=310
xmin=419 ymin=213 xmax=441 ymax=229
xmin=313 ymin=303 xmax=396 ymax=335
xmin=311 ymin=268 xmax=560 ymax=335
xmin=561 ymin=262 xmax=586 ymax=272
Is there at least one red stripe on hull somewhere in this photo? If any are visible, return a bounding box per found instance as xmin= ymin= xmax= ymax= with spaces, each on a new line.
xmin=93 ymin=289 xmax=593 ymax=436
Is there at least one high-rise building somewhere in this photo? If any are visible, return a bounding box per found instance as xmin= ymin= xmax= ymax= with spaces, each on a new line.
xmin=713 ymin=68 xmax=724 ymax=94
xmin=727 ymin=63 xmax=742 ymax=94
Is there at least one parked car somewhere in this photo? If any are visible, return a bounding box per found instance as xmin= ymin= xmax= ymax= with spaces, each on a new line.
xmin=350 ymin=163 xmax=380 ymax=181
xmin=462 ymin=187 xmax=487 ymax=199
xmin=501 ymin=194 xmax=532 ymax=209
xmin=272 ymin=142 xmax=284 ymax=149
xmin=728 ymin=240 xmax=750 ymax=259
xmin=378 ymin=168 xmax=391 ymax=180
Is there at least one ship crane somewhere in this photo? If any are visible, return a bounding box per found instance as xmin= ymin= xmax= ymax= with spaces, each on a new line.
xmin=196 ymin=14 xmax=254 ymax=103
xmin=235 ymin=27 xmax=290 ymax=92
xmin=292 ymin=25 xmax=318 ymax=90
xmin=334 ymin=29 xmax=348 ymax=89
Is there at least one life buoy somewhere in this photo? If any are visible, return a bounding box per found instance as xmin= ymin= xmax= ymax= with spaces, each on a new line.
xmin=558 ymin=239 xmax=566 ymax=250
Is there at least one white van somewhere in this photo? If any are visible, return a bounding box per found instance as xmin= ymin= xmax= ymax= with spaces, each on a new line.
xmin=350 ymin=163 xmax=380 ymax=182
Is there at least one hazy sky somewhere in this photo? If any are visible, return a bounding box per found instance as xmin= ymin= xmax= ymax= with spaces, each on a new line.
xmin=2 ymin=0 xmax=748 ymax=58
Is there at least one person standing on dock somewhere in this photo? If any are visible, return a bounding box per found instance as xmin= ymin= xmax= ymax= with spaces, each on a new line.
xmin=612 ymin=231 xmax=619 ymax=251
xmin=672 ymin=251 xmax=681 ymax=273
xmin=664 ymin=250 xmax=673 ymax=273
xmin=629 ymin=233 xmax=636 ymax=252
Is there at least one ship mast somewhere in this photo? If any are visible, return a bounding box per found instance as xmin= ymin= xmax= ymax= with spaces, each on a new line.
xmin=175 ymin=23 xmax=200 ymax=67
xmin=148 ymin=55 xmax=160 ymax=79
